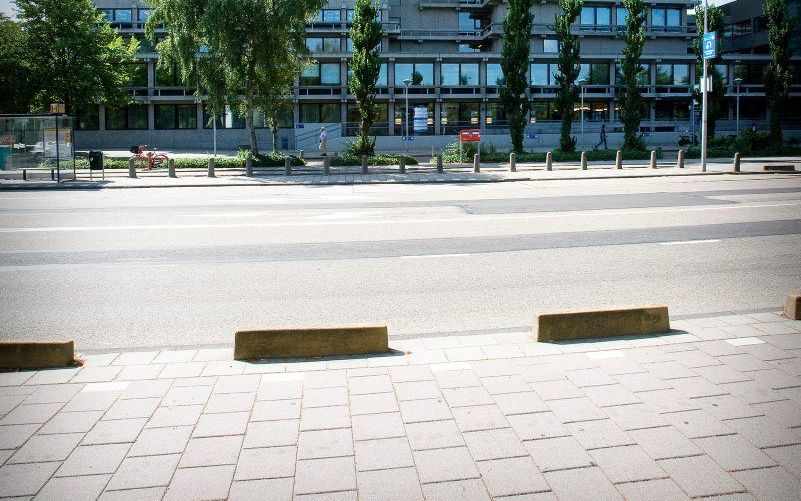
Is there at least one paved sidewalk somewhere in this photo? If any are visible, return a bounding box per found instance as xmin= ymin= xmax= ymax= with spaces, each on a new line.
xmin=1 ymin=312 xmax=801 ymax=500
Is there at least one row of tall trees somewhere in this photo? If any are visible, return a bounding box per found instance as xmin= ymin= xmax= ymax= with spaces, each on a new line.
xmin=498 ymin=0 xmax=795 ymax=152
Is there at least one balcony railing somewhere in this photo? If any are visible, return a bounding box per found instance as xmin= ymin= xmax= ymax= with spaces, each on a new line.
xmin=418 ymin=0 xmax=499 ymax=8
xmin=392 ymin=23 xmax=501 ymax=40
xmin=531 ymin=23 xmax=697 ymax=37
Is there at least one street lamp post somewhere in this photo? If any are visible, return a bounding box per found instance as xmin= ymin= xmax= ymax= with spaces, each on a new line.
xmin=403 ymin=78 xmax=411 ymax=155
xmin=577 ymin=78 xmax=586 ymax=150
xmin=734 ymin=77 xmax=743 ymax=136
xmin=701 ymin=0 xmax=709 ymax=172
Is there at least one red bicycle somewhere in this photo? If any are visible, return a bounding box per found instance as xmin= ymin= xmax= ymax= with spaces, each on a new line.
xmin=130 ymin=144 xmax=169 ymax=170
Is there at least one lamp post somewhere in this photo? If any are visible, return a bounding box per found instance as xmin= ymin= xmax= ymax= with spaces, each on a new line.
xmin=403 ymin=78 xmax=411 ymax=155
xmin=577 ymin=78 xmax=587 ymax=149
xmin=734 ymin=77 xmax=743 ymax=136
xmin=701 ymin=0 xmax=709 ymax=172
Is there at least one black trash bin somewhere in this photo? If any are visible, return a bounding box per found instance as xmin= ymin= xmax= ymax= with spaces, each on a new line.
xmin=89 ymin=151 xmax=103 ymax=171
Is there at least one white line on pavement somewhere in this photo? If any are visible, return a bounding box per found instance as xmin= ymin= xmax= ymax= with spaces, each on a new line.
xmin=659 ymin=239 xmax=722 ymax=245
xmin=400 ymin=253 xmax=471 ymax=259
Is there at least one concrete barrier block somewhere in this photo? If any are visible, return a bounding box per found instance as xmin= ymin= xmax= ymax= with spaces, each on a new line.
xmin=650 ymin=150 xmax=657 ymax=169
xmin=207 ymin=157 xmax=215 ymax=178
xmin=168 ymin=159 xmax=176 ymax=178
xmin=284 ymin=157 xmax=291 ymax=176
xmin=546 ymin=151 xmax=553 ymax=171
xmin=785 ymin=293 xmax=801 ymax=320
xmin=399 ymin=155 xmax=406 ymax=174
xmin=234 ymin=325 xmax=389 ymax=359
xmin=733 ymin=152 xmax=741 ymax=173
xmin=436 ymin=153 xmax=443 ymax=173
xmin=246 ymin=153 xmax=253 ymax=176
xmin=323 ymin=156 xmax=331 ymax=175
xmin=128 ymin=158 xmax=136 ymax=178
xmin=473 ymin=153 xmax=480 ymax=173
xmin=361 ymin=155 xmax=368 ymax=174
xmin=0 ymin=340 xmax=75 ymax=369
xmin=533 ymin=306 xmax=670 ymax=342
xmin=510 ymin=152 xmax=516 ymax=172
xmin=677 ymin=149 xmax=685 ymax=169
xmin=615 ymin=150 xmax=622 ymax=170
xmin=580 ymin=151 xmax=587 ymax=170
xmin=764 ymin=164 xmax=796 ymax=172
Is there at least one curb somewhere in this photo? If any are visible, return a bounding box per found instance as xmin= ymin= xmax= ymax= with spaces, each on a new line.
xmin=533 ymin=306 xmax=670 ymax=342
xmin=234 ymin=325 xmax=389 ymax=359
xmin=0 ymin=340 xmax=75 ymax=370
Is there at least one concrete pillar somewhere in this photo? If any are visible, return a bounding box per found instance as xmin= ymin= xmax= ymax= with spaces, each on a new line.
xmin=128 ymin=158 xmax=137 ymax=178
xmin=323 ymin=156 xmax=330 ymax=175
xmin=615 ymin=150 xmax=622 ymax=169
xmin=677 ymin=149 xmax=685 ymax=169
xmin=208 ymin=157 xmax=215 ymax=177
xmin=399 ymin=155 xmax=406 ymax=174
xmin=168 ymin=158 xmax=176 ymax=178
xmin=510 ymin=152 xmax=516 ymax=172
xmin=434 ymin=101 xmax=442 ymax=136
xmin=546 ymin=151 xmax=553 ymax=171
xmin=473 ymin=153 xmax=480 ymax=173
xmin=284 ymin=156 xmax=292 ymax=176
xmin=361 ymin=155 xmax=368 ymax=174
xmin=650 ymin=150 xmax=657 ymax=169
xmin=246 ymin=152 xmax=253 ymax=176
xmin=733 ymin=152 xmax=741 ymax=172
xmin=436 ymin=153 xmax=443 ymax=173
xmin=580 ymin=151 xmax=587 ymax=170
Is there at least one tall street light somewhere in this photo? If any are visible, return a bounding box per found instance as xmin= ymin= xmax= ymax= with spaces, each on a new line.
xmin=577 ymin=78 xmax=587 ymax=150
xmin=734 ymin=77 xmax=743 ymax=136
xmin=403 ymin=78 xmax=411 ymax=155
xmin=701 ymin=0 xmax=709 ymax=172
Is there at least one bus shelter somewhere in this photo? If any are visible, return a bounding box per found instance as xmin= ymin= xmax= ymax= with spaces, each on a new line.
xmin=0 ymin=114 xmax=76 ymax=182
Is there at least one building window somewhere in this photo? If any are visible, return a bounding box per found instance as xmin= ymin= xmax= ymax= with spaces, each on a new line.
xmin=485 ymin=103 xmax=507 ymax=127
xmin=346 ymin=62 xmax=388 ymax=86
xmin=578 ymin=63 xmax=611 ymax=85
xmin=655 ymin=64 xmax=689 ymax=86
xmin=156 ymin=64 xmax=184 ymax=87
xmin=320 ymin=9 xmax=341 ymax=22
xmin=155 ymin=104 xmax=197 ymax=129
xmin=305 ymin=38 xmax=340 ymax=53
xmin=530 ymin=63 xmax=558 ymax=86
xmin=346 ymin=9 xmax=355 ymax=22
xmin=127 ymin=63 xmax=148 ymax=87
xmin=300 ymin=63 xmax=340 ymax=85
xmin=580 ymin=6 xmax=611 ymax=30
xmin=486 ymin=64 xmax=504 ymax=86
xmin=616 ymin=7 xmax=628 ymax=26
xmin=300 ymin=103 xmax=340 ymax=123
xmin=543 ymin=39 xmax=558 ymax=53
xmin=75 ymin=105 xmax=100 ymax=130
xmin=655 ymin=101 xmax=690 ymax=120
xmin=440 ymin=63 xmax=479 ymax=86
xmin=651 ymin=8 xmax=681 ymax=31
xmin=394 ymin=63 xmax=434 ymax=86
xmin=440 ymin=102 xmax=478 ymax=133
xmin=137 ymin=9 xmax=150 ymax=21
xmin=458 ymin=12 xmax=485 ymax=32
xmin=105 ymin=104 xmax=148 ymax=130
xmin=732 ymin=20 xmax=752 ymax=37
xmin=346 ymin=103 xmax=388 ymax=135
xmin=615 ymin=63 xmax=650 ymax=85
xmin=531 ymin=101 xmax=560 ymax=121
xmin=346 ymin=38 xmax=353 ymax=52
xmin=458 ymin=43 xmax=483 ymax=53
xmin=733 ymin=64 xmax=764 ymax=84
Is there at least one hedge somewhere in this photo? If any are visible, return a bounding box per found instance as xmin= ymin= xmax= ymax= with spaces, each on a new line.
xmin=435 ymin=141 xmax=660 ymax=164
xmin=73 ymin=153 xmax=304 ymax=170
xmin=329 ymin=154 xmax=418 ymax=166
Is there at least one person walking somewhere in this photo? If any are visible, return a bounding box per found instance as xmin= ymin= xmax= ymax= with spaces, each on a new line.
xmin=595 ymin=124 xmax=608 ymax=150
xmin=319 ymin=127 xmax=328 ymax=156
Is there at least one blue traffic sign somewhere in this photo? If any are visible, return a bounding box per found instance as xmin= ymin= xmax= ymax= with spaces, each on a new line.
xmin=525 ymin=133 xmax=538 ymax=139
xmin=702 ymin=32 xmax=716 ymax=60
xmin=401 ymin=136 xmax=415 ymax=141
xmin=295 ymin=123 xmax=304 ymax=129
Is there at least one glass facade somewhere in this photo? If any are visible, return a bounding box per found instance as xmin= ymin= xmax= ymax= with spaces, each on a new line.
xmin=300 ymin=103 xmax=340 ymax=123
xmin=155 ymin=104 xmax=197 ymax=129
xmin=440 ymin=63 xmax=479 ymax=86
xmin=394 ymin=63 xmax=434 ymax=86
xmin=486 ymin=64 xmax=504 ymax=87
xmin=105 ymin=104 xmax=148 ymax=130
xmin=300 ymin=63 xmax=341 ymax=85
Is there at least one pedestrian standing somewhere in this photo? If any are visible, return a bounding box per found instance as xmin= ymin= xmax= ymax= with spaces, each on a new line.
xmin=319 ymin=127 xmax=328 ymax=156
xmin=595 ymin=124 xmax=608 ymax=150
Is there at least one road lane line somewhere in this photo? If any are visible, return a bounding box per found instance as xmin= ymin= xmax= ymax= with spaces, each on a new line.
xmin=659 ymin=239 xmax=722 ymax=245
xmin=400 ymin=253 xmax=471 ymax=259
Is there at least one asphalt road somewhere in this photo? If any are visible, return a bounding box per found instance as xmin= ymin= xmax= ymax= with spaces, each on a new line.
xmin=1 ymin=174 xmax=800 ymax=351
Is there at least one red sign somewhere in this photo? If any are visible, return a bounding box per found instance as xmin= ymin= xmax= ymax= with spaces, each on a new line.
xmin=459 ymin=129 xmax=481 ymax=142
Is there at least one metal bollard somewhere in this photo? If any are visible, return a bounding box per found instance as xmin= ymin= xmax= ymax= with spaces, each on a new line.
xmin=208 ymin=157 xmax=215 ymax=177
xmin=168 ymin=159 xmax=176 ymax=178
xmin=677 ymin=149 xmax=685 ymax=169
xmin=510 ymin=152 xmax=516 ymax=172
xmin=546 ymin=151 xmax=553 ymax=171
xmin=50 ymin=169 xmax=55 ymax=180
xmin=615 ymin=150 xmax=622 ymax=170
xmin=323 ymin=155 xmax=330 ymax=175
xmin=733 ymin=152 xmax=741 ymax=173
xmin=299 ymin=150 xmax=304 ymax=161
xmin=246 ymin=152 xmax=253 ymax=176
xmin=650 ymin=150 xmax=657 ymax=169
xmin=399 ymin=155 xmax=406 ymax=174
xmin=128 ymin=158 xmax=137 ymax=178
xmin=284 ymin=157 xmax=291 ymax=176
xmin=436 ymin=153 xmax=443 ymax=173
xmin=22 ymin=169 xmax=26 ymax=181
xmin=473 ymin=153 xmax=480 ymax=173
xmin=580 ymin=151 xmax=587 ymax=170
xmin=361 ymin=155 xmax=368 ymax=174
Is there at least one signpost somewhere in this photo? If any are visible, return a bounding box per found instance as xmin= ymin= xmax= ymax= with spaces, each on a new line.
xmin=700 ymin=7 xmax=715 ymax=173
xmin=458 ymin=129 xmax=481 ymax=163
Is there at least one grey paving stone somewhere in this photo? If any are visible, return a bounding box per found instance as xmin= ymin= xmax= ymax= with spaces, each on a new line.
xmin=153 ymin=350 xmax=196 ymax=364
xmin=158 ymin=362 xmax=205 ymax=379
xmin=24 ymin=368 xmax=81 ymax=386
xmin=23 ymin=384 xmax=82 ymax=404
xmin=179 ymin=435 xmax=243 ymax=467
xmin=543 ymin=466 xmax=623 ymax=501
xmin=524 ymin=436 xmax=593 ymax=472
xmin=462 ymin=428 xmax=527 ymax=461
xmin=724 ymin=415 xmax=801 ymax=448
xmin=399 ymin=398 xmax=452 ymax=424
xmin=413 ymin=446 xmax=480 ymax=483
xmin=193 ymin=411 xmax=249 ymax=437
xmin=250 ymin=399 xmax=301 ymax=421
xmin=434 ymin=369 xmax=483 ymax=389
xmin=404 ymin=419 xmax=463 ymax=450
xmin=0 ymin=424 xmax=40 ymax=449
xmin=0 ymin=394 xmax=25 ymax=415
xmin=104 ymin=398 xmax=161 ymax=420
xmin=627 ymin=425 xmax=703 ymax=460
xmin=348 ymin=375 xmax=392 ymax=395
xmin=614 ymin=478 xmax=690 ymax=501
xmin=693 ymin=434 xmax=777 ymax=471
xmin=718 ymin=380 xmax=786 ymax=405
xmin=0 ymin=462 xmax=60 ymax=497
xmin=300 ymin=405 xmax=351 ymax=431
xmin=740 ymin=344 xmax=796 ymax=362
xmin=234 ymin=446 xmax=296 ymax=480
xmin=494 ymin=392 xmax=549 ymax=415
xmin=163 ymin=464 xmax=235 ymax=501
xmin=756 ymin=321 xmax=801 ymax=335
xmin=670 ymin=349 xmax=723 ymax=369
xmin=718 ymin=353 xmax=772 ymax=372
xmin=394 ymin=381 xmax=442 ymax=401
xmin=751 ymin=398 xmax=801 ymax=427
xmin=764 ymin=444 xmax=801 ymax=479
xmin=547 ymin=396 xmax=607 ymax=423
xmin=566 ymin=419 xmax=635 ymax=450
xmin=201 ymin=361 xmax=245 ymax=377
xmin=421 ymin=479 xmax=490 ymax=501
xmin=34 ymin=474 xmax=111 ymax=501
xmin=349 ymin=393 xmax=400 ymax=420
xmin=694 ymin=364 xmax=754 ymax=384
xmin=0 ymin=449 xmax=13 ymax=466
xmin=764 ymin=333 xmax=801 ymax=351
xmin=480 ymin=375 xmax=531 ymax=395
xmin=228 ymin=478 xmax=293 ymax=501
xmin=146 ymin=405 xmax=203 ymax=428
xmin=636 ymin=388 xmax=702 ymax=414
xmin=477 ymin=456 xmax=550 ymax=497
xmin=355 ymin=437 xmax=414 ymax=471
xmin=695 ymin=394 xmax=764 ymax=421
xmin=444 ymin=346 xmax=486 ymax=362
xmin=733 ymin=466 xmax=801 ymax=501
xmin=119 ymin=380 xmax=172 ymax=400
xmin=357 ymin=467 xmax=423 ymax=501
xmin=303 ymin=370 xmax=347 ymax=389
xmin=72 ymin=366 xmax=123 ymax=383
xmin=530 ymin=379 xmax=584 ymax=401
xmin=657 ymin=455 xmax=745 ymax=498
xmin=451 ymin=404 xmax=508 ymax=432
xmin=491 ymin=492 xmax=558 ymax=501
xmin=212 ymin=374 xmax=261 ymax=394
xmin=442 ymin=386 xmax=494 ymax=408
xmin=507 ymin=412 xmax=570 ymax=441
xmin=302 ymin=387 xmax=348 ymax=408
xmin=669 ymin=376 xmax=730 ymax=399
xmin=63 ymin=391 xmax=119 ymax=412
xmin=388 ymin=365 xmax=434 ymax=383
xmin=595 ymin=356 xmax=647 ymax=376
xmin=82 ymin=417 xmax=147 ymax=445
xmin=352 ymin=412 xmax=406 ymax=441
xmin=294 ymin=456 xmax=356 ymax=495
xmin=590 ymin=444 xmax=668 ymax=483
xmin=106 ymin=453 xmax=180 ymax=490
xmin=769 ymin=357 xmax=801 ymax=377
xmin=243 ymin=419 xmax=299 ymax=448
xmin=117 ymin=364 xmax=164 ymax=381
xmin=643 ymin=360 xmax=698 ymax=380
xmin=161 ymin=386 xmax=212 ymax=407
xmin=8 ymin=432 xmax=83 ymax=463
xmin=662 ymin=409 xmax=734 ymax=439
xmin=171 ymin=376 xmax=216 ymax=387
xmin=1 ymin=403 xmax=63 ymax=425
xmin=112 ymin=351 xmax=158 ymax=366
xmin=204 ymin=392 xmax=255 ymax=413
xmin=56 ymin=443 xmax=130 ymax=476
xmin=297 ymin=428 xmax=354 ymax=459
xmin=566 ymin=368 xmax=617 ymax=387
xmin=583 ymin=384 xmax=642 ymax=407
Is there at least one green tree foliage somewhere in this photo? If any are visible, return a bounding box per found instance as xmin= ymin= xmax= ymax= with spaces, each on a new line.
xmin=147 ymin=0 xmax=322 ymax=155
xmin=349 ymin=0 xmax=382 ymax=156
xmin=0 ymin=14 xmax=34 ymax=113
xmin=620 ymin=0 xmax=646 ymax=150
xmin=14 ymin=0 xmax=139 ymax=114
xmin=554 ymin=0 xmax=582 ymax=152
xmin=692 ymin=3 xmax=724 ymax=141
xmin=499 ymin=0 xmax=534 ymax=153
xmin=763 ymin=0 xmax=795 ymax=143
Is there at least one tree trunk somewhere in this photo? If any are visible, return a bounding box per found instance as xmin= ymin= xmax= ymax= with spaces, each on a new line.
xmin=271 ymin=121 xmax=278 ymax=152
xmin=246 ymin=87 xmax=258 ymax=156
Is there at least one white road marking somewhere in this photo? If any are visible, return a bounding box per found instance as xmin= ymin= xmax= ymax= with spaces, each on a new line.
xmin=400 ymin=253 xmax=471 ymax=259
xmin=724 ymin=336 xmax=765 ymax=346
xmin=659 ymin=239 xmax=721 ymax=245
xmin=0 ymin=201 xmax=798 ymax=233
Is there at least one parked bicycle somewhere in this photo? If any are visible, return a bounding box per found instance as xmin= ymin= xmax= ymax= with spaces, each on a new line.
xmin=129 ymin=144 xmax=169 ymax=170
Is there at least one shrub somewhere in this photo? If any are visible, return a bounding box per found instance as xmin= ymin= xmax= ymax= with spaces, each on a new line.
xmin=329 ymin=153 xmax=418 ymax=166
xmin=437 ymin=142 xmax=659 ymax=163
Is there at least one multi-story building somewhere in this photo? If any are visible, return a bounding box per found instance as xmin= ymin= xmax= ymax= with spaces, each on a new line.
xmin=77 ymin=0 xmax=800 ymax=151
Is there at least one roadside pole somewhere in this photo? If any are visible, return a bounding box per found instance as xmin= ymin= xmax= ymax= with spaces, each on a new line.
xmin=700 ymin=0 xmax=712 ymax=173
